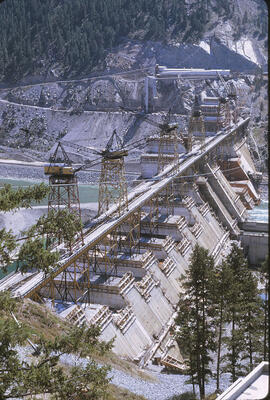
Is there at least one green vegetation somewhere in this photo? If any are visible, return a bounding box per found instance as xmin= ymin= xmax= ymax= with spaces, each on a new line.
xmin=176 ymin=245 xmax=216 ymax=398
xmin=0 ymin=183 xmax=148 ymax=398
xmin=0 ymin=183 xmax=49 ymax=212
xmin=0 ymin=183 xmax=49 ymax=271
xmin=1 ymin=0 xmax=265 ymax=83
xmin=0 ymin=291 xmax=112 ymax=399
xmin=0 ymin=293 xmax=148 ymax=399
xmin=166 ymin=392 xmax=198 ymax=400
xmin=259 ymin=255 xmax=269 ymax=361
xmin=0 ymin=183 xmax=83 ymax=275
xmin=175 ymin=245 xmax=268 ymax=399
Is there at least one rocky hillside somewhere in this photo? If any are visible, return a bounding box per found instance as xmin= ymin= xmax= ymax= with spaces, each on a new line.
xmin=0 ymin=0 xmax=267 ymax=85
xmin=0 ymin=0 xmax=267 ymax=172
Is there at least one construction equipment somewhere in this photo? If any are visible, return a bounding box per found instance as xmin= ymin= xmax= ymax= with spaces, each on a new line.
xmin=187 ymin=95 xmax=206 ymax=152
xmin=45 ymin=142 xmax=84 ymax=250
xmin=59 ymin=132 xmax=149 ymax=217
xmin=97 ymin=129 xmax=128 ymax=216
xmin=140 ymin=110 xmax=184 ymax=173
xmin=204 ymin=78 xmax=236 ymax=128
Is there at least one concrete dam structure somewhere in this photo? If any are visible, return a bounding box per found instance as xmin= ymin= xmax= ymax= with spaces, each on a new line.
xmin=0 ymin=109 xmax=265 ymax=368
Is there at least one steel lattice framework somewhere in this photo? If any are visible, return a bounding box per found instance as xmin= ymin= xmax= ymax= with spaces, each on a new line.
xmin=98 ymin=157 xmax=128 ymax=217
xmin=217 ymin=100 xmax=232 ymax=130
xmin=46 ymin=143 xmax=84 ymax=251
xmin=21 ymin=119 xmax=250 ymax=305
xmin=158 ymin=126 xmax=179 ymax=173
xmin=188 ymin=96 xmax=206 ymax=152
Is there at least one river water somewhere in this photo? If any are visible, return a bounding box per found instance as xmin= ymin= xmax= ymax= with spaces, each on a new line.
xmin=1 ymin=177 xmax=268 ymax=219
xmin=0 ymin=177 xmax=268 ymax=281
xmin=247 ymin=199 xmax=269 ymax=222
xmin=0 ymin=177 xmax=100 ymax=204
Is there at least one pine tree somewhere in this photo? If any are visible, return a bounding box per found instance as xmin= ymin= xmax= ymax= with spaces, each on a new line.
xmin=259 ymin=255 xmax=269 ymax=360
xmin=175 ymin=297 xmax=198 ymax=395
xmin=0 ymin=184 xmax=82 ymax=276
xmin=0 ymin=291 xmax=112 ymax=399
xmin=175 ymin=244 xmax=216 ymax=399
xmin=221 ymin=244 xmax=252 ymax=382
xmin=241 ymin=272 xmax=264 ymax=372
xmin=211 ymin=261 xmax=234 ymax=392
xmin=0 ymin=228 xmax=16 ymax=271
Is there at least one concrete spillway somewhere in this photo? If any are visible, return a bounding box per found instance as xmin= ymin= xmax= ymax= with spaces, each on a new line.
xmin=0 ymin=115 xmax=264 ymax=366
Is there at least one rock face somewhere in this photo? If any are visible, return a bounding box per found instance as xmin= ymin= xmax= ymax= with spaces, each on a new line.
xmin=104 ymin=37 xmax=262 ymax=73
xmin=0 ymin=0 xmax=267 ymax=168
xmin=0 ymin=68 xmax=267 ymax=170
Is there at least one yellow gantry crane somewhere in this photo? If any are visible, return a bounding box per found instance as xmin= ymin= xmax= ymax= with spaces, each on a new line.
xmin=44 ymin=142 xmax=84 ymax=250
xmin=60 ymin=130 xmax=148 ymax=218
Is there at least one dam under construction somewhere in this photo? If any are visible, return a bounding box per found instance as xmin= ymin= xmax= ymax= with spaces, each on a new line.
xmin=0 ymin=72 xmax=268 ymax=370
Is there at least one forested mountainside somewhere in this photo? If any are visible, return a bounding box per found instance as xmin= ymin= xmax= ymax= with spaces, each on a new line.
xmin=0 ymin=0 xmax=267 ymax=83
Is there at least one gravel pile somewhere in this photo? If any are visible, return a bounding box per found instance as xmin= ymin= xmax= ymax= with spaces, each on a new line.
xmin=15 ymin=343 xmax=232 ymax=400
xmin=59 ymin=353 xmax=231 ymax=400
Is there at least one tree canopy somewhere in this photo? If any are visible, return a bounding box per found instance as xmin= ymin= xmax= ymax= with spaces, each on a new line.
xmin=0 ymin=183 xmax=82 ymax=274
xmin=1 ymin=0 xmax=266 ymax=82
xmin=0 ymin=291 xmax=112 ymax=399
xmin=0 ymin=183 xmax=113 ymax=398
xmin=175 ymin=244 xmax=267 ymax=398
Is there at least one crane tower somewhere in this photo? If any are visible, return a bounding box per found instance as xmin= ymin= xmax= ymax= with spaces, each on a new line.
xmin=98 ymin=130 xmax=128 ymax=216
xmin=158 ymin=123 xmax=180 ymax=173
xmin=188 ymin=95 xmax=206 ymax=152
xmin=44 ymin=142 xmax=84 ymax=249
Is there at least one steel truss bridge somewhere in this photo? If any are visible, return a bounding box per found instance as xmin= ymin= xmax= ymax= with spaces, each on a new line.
xmin=18 ymin=118 xmax=249 ymax=303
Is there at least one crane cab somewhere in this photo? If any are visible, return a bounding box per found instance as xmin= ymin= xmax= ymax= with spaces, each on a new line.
xmin=44 ymin=163 xmax=74 ymax=176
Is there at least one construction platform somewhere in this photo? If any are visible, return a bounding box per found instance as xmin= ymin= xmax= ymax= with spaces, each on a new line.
xmin=0 ymin=115 xmax=264 ymax=365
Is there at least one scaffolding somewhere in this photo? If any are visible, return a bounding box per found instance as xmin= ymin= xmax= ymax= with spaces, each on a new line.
xmin=98 ymin=157 xmax=128 ymax=216
xmin=45 ymin=143 xmax=84 ymax=251
xmin=188 ymin=95 xmax=205 ymax=152
xmin=21 ymin=119 xmax=251 ymax=305
xmin=158 ymin=124 xmax=179 ymax=173
xmin=217 ymin=99 xmax=231 ymax=129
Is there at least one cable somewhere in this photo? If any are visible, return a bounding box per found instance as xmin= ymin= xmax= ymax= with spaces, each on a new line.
xmin=133 ymin=165 xmax=248 ymax=182
xmin=0 ymin=67 xmax=152 ymax=92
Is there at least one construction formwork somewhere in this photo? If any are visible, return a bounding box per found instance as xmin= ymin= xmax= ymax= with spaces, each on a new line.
xmin=47 ymin=173 xmax=84 ymax=250
xmin=98 ymin=157 xmax=128 ymax=216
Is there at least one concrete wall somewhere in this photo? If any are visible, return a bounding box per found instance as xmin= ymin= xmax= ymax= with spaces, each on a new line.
xmin=124 ymin=280 xmax=173 ymax=339
xmin=101 ymin=317 xmax=153 ymax=360
xmin=241 ymin=231 xmax=268 ymax=266
xmin=240 ymin=222 xmax=269 ymax=267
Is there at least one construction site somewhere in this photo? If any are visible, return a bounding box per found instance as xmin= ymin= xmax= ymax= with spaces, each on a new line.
xmin=0 ymin=66 xmax=268 ymax=371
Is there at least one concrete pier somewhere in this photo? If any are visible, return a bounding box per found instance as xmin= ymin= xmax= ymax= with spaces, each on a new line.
xmin=240 ymin=221 xmax=268 ymax=267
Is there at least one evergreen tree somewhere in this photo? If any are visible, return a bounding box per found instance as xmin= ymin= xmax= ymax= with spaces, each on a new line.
xmin=0 ymin=184 xmax=82 ymax=275
xmin=1 ymin=0 xmax=264 ymax=82
xmin=175 ymin=297 xmax=197 ymax=395
xmin=0 ymin=183 xmax=49 ymax=272
xmin=175 ymin=244 xmax=216 ymax=399
xmin=0 ymin=291 xmax=112 ymax=399
xmin=241 ymin=272 xmax=264 ymax=372
xmin=211 ymin=261 xmax=234 ymax=392
xmin=221 ymin=244 xmax=256 ymax=382
xmin=259 ymin=255 xmax=269 ymax=360
xmin=0 ymin=228 xmax=16 ymax=271
xmin=0 ymin=183 xmax=49 ymax=212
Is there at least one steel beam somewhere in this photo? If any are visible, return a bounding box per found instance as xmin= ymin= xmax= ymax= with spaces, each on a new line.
xmin=23 ymin=118 xmax=250 ymax=301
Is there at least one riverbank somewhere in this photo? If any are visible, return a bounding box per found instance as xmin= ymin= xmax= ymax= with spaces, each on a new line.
xmin=0 ymin=160 xmax=140 ymax=185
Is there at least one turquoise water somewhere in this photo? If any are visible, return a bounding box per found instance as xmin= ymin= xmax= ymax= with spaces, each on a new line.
xmin=0 ymin=261 xmax=18 ymax=280
xmin=247 ymin=200 xmax=268 ymax=222
xmin=0 ymin=178 xmax=99 ymax=204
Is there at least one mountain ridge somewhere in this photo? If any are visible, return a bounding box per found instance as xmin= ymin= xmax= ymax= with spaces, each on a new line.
xmin=0 ymin=0 xmax=267 ymax=84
